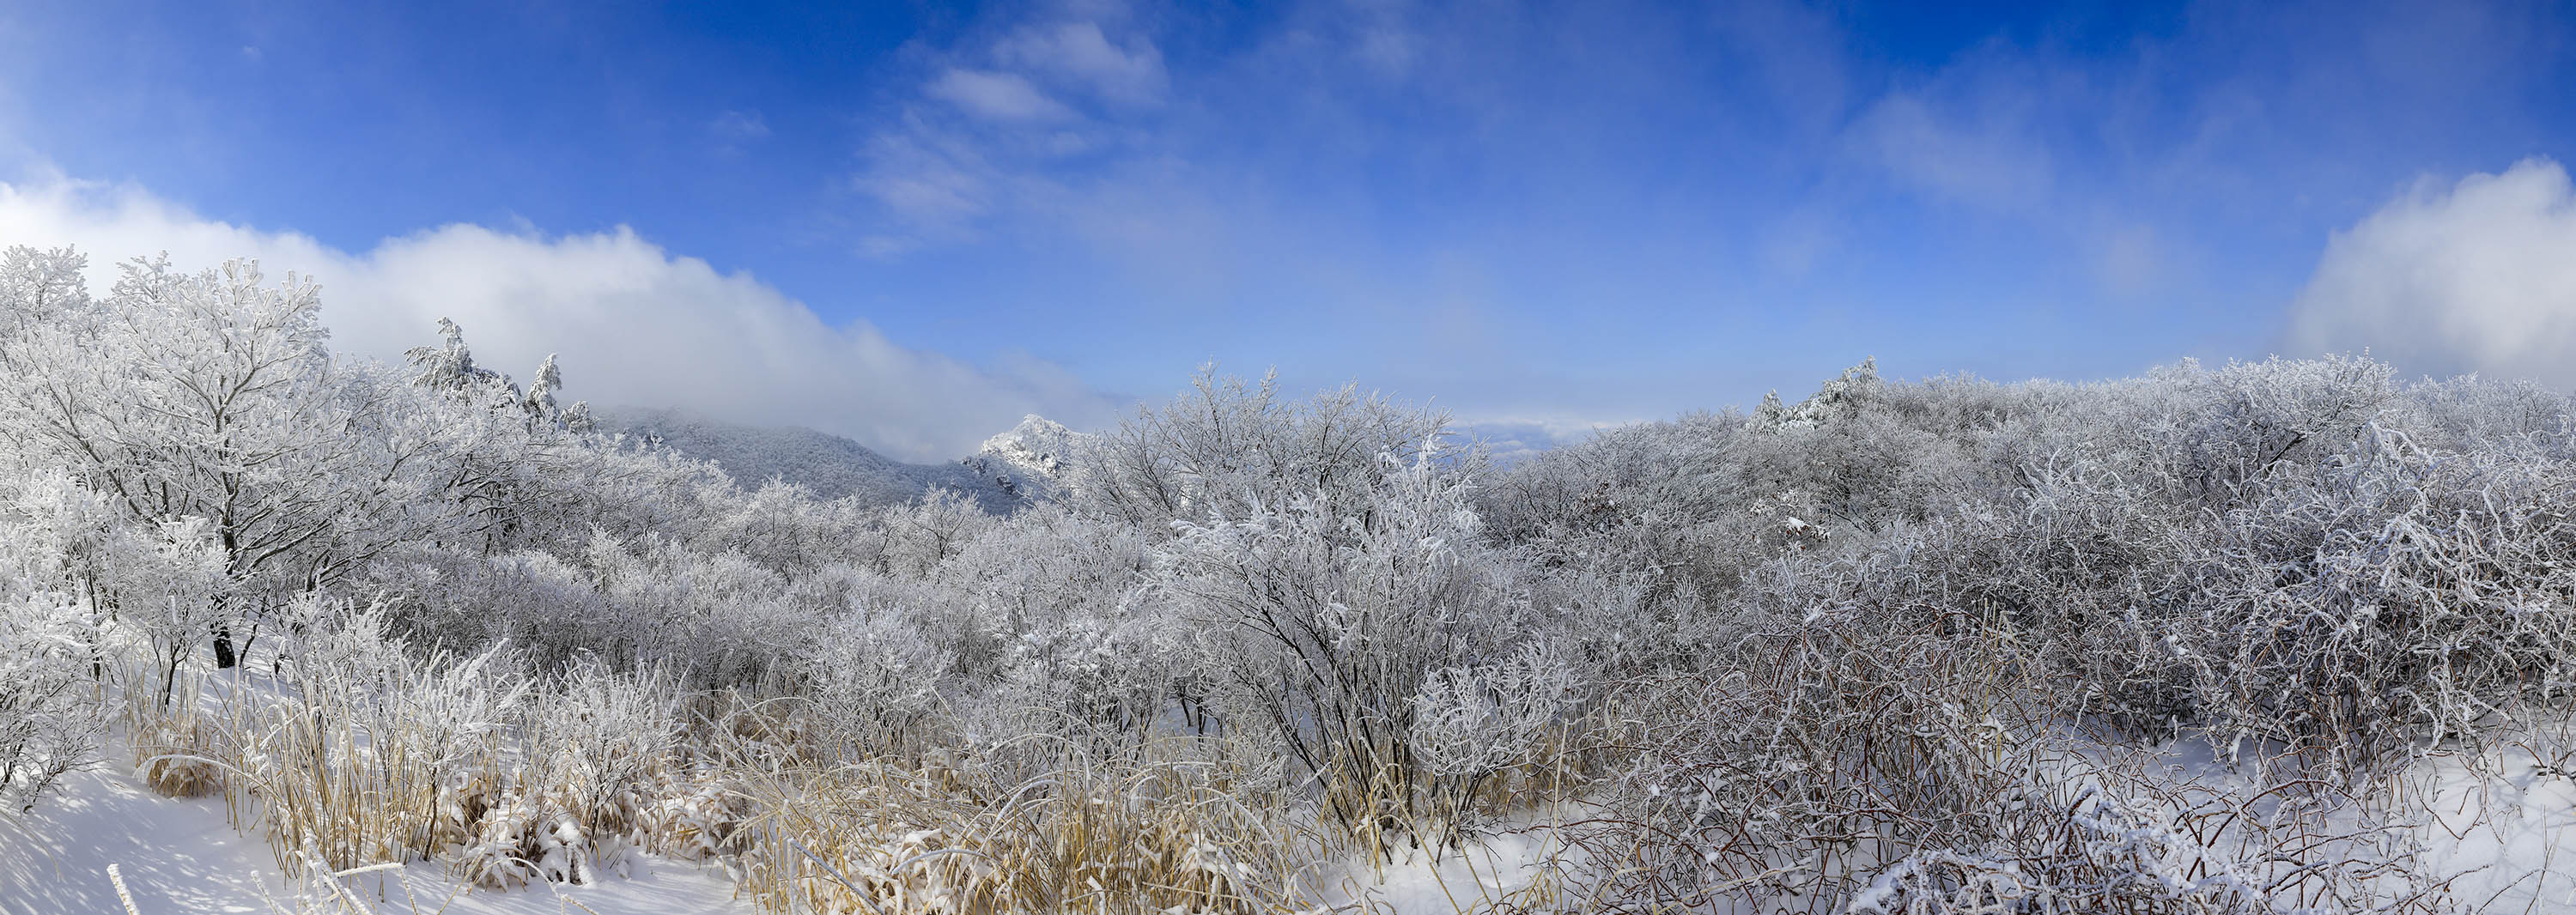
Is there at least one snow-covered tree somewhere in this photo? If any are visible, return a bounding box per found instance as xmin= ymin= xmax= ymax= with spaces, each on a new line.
xmin=0 ymin=245 xmax=91 ymax=336
xmin=0 ymin=256 xmax=490 ymax=664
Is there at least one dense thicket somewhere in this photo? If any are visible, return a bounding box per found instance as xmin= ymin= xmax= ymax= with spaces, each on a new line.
xmin=7 ymin=245 xmax=2573 ymax=913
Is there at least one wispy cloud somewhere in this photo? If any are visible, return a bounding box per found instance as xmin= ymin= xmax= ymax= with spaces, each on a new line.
xmin=707 ymin=109 xmax=770 ymax=148
xmin=995 ymin=21 xmax=1167 ymax=107
xmin=1845 ymin=86 xmax=2055 ymax=213
xmin=855 ymin=130 xmax=994 ymax=234
xmin=927 ymin=69 xmax=1079 ymax=123
xmin=852 ymin=14 xmax=1171 ymax=254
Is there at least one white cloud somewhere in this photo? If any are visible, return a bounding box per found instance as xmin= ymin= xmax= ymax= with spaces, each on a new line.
xmin=926 ymin=69 xmax=1078 ymax=123
xmin=2287 ymin=158 xmax=2576 ymax=386
xmin=0 ymin=173 xmax=1123 ymax=461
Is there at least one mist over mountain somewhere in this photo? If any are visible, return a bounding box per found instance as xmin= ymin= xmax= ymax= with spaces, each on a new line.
xmin=597 ymin=405 xmax=1035 ymax=512
xmin=607 ymin=406 xmax=1556 ymax=511
xmin=1455 ymin=421 xmax=1596 ymax=470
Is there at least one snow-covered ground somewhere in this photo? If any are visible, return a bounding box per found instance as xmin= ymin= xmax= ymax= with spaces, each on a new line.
xmin=3 ymin=761 xmax=279 ymax=915
xmin=11 ymin=736 xmax=2576 ymax=914
xmin=0 ymin=760 xmax=751 ymax=915
xmin=1311 ymin=824 xmax=1577 ymax=915
xmin=2408 ymin=748 xmax=2576 ymax=911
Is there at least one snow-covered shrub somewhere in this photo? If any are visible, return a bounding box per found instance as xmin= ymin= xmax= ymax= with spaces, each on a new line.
xmin=876 ymin=488 xmax=1003 ymax=578
xmin=0 ymin=588 xmax=100 ymax=814
xmin=2145 ymin=423 xmax=2576 ymax=780
xmin=585 ymin=531 xmax=816 ymax=688
xmin=0 ymin=469 xmax=117 ymax=596
xmin=1410 ymin=641 xmax=1583 ymax=781
xmin=2112 ymin=355 xmax=2397 ymax=512
xmin=1485 ymin=364 xmax=2034 ymax=610
xmin=691 ymin=479 xmax=883 ymax=576
xmin=910 ymin=507 xmax=1173 ymax=739
xmin=0 ymin=245 xmax=91 ymax=334
xmin=1570 ymin=591 xmax=2451 ymax=914
xmin=1569 ymin=594 xmax=2040 ymax=911
xmin=1072 ymin=366 xmax=1467 ymax=537
xmin=1148 ymin=449 xmax=1564 ymax=845
xmin=1496 ymin=355 xmax=2576 ymax=912
xmin=1857 ymin=373 xmax=2576 ymax=785
xmin=1406 ymin=639 xmax=1585 ymax=844
xmin=2390 ymin=373 xmax=2574 ymax=452
xmin=366 ymin=545 xmax=623 ymax=674
xmin=963 ymin=613 xmax=1169 ymax=753
xmin=0 ymin=470 xmax=112 ymax=815
xmin=1738 ymin=359 xmax=1956 ymax=535
xmin=1840 ymin=766 xmax=2452 ymax=915
xmin=801 ymin=602 xmax=956 ymax=759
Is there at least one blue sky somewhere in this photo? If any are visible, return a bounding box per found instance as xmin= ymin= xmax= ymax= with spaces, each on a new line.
xmin=3 ymin=0 xmax=2574 ymax=459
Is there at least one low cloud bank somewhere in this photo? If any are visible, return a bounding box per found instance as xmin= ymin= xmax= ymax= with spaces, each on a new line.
xmin=0 ymin=174 xmax=1122 ymax=462
xmin=2289 ymin=158 xmax=2576 ymax=387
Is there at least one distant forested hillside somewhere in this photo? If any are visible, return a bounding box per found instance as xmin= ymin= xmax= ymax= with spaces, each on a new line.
xmin=595 ymin=405 xmax=1031 ymax=512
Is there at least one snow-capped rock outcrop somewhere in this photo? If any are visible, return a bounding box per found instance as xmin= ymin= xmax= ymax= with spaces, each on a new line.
xmin=961 ymin=414 xmax=1091 ymax=501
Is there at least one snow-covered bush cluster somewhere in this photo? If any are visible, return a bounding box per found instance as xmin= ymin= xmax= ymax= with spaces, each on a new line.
xmin=1502 ymin=355 xmax=2576 ymax=911
xmin=0 ymin=475 xmax=108 ymax=814
xmin=9 ymin=243 xmax=2576 ymax=913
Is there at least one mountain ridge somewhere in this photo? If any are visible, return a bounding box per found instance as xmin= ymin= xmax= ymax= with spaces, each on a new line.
xmin=596 ymin=405 xmax=1066 ymax=512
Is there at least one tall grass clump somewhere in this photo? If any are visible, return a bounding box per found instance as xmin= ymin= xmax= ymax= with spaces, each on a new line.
xmin=118 ymin=599 xmax=702 ymax=889
xmin=726 ymin=732 xmax=1313 ymax=915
